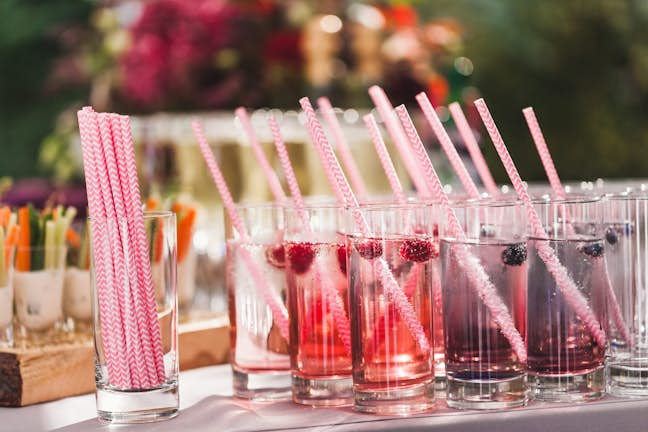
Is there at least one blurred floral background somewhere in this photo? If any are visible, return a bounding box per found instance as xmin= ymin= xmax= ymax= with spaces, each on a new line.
xmin=2 ymin=0 xmax=648 ymax=187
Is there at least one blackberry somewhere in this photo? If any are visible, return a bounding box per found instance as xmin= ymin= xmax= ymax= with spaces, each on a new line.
xmin=579 ymin=242 xmax=604 ymax=258
xmin=502 ymin=243 xmax=527 ymax=266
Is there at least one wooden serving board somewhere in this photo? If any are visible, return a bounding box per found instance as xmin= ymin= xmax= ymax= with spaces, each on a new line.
xmin=0 ymin=315 xmax=229 ymax=407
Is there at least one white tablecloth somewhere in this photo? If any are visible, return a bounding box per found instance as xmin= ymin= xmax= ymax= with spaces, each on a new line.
xmin=2 ymin=365 xmax=648 ymax=431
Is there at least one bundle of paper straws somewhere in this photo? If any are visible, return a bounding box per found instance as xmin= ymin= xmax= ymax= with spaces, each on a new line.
xmin=77 ymin=107 xmax=165 ymax=389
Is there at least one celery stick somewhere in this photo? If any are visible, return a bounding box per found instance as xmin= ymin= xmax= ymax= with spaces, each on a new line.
xmin=78 ymin=220 xmax=90 ymax=269
xmin=45 ymin=220 xmax=55 ymax=270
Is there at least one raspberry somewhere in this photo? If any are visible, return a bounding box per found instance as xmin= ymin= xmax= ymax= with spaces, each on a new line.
xmin=337 ymin=244 xmax=347 ymax=274
xmin=502 ymin=243 xmax=527 ymax=266
xmin=399 ymin=239 xmax=438 ymax=262
xmin=355 ymin=240 xmax=383 ymax=260
xmin=579 ymin=242 xmax=604 ymax=258
xmin=287 ymin=242 xmax=316 ymax=274
xmin=265 ymin=244 xmax=286 ymax=269
xmin=605 ymin=227 xmax=618 ymax=245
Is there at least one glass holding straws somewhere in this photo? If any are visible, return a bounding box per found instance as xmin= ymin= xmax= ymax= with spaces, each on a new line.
xmin=284 ymin=203 xmax=353 ymax=407
xmin=526 ymin=196 xmax=608 ymax=402
xmin=226 ymin=202 xmax=291 ymax=401
xmin=346 ymin=203 xmax=436 ymax=414
xmin=441 ymin=199 xmax=528 ymax=409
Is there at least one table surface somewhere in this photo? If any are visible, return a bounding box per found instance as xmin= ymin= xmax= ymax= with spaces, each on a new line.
xmin=2 ymin=365 xmax=648 ymax=432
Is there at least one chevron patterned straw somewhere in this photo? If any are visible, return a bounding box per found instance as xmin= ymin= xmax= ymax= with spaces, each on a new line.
xmin=416 ymin=93 xmax=481 ymax=199
xmin=96 ymin=113 xmax=148 ymax=388
xmin=395 ymin=104 xmax=527 ymax=362
xmin=369 ymin=86 xmax=431 ymax=196
xmin=522 ymin=107 xmax=630 ymax=345
xmin=317 ymin=97 xmax=368 ymax=198
xmin=111 ymin=114 xmax=166 ymax=385
xmin=300 ymin=97 xmax=430 ymax=353
xmin=193 ymin=120 xmax=290 ymax=340
xmin=117 ymin=114 xmax=166 ymax=383
xmin=449 ymin=102 xmax=500 ymax=196
xmin=235 ymin=108 xmax=286 ymax=202
xmin=78 ymin=109 xmax=131 ymax=389
xmin=364 ymin=114 xmax=407 ymax=204
xmin=475 ymin=98 xmax=607 ymax=349
xmin=268 ymin=114 xmax=352 ymax=354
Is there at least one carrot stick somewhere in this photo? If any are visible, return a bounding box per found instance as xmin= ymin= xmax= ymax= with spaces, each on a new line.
xmin=153 ymin=222 xmax=164 ymax=262
xmin=170 ymin=201 xmax=184 ymax=216
xmin=66 ymin=228 xmax=81 ymax=249
xmin=17 ymin=207 xmax=30 ymax=271
xmin=177 ymin=208 xmax=196 ymax=262
xmin=146 ymin=197 xmax=160 ymax=210
xmin=0 ymin=207 xmax=10 ymax=228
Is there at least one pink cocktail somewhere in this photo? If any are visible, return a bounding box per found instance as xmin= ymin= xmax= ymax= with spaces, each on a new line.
xmin=284 ymin=204 xmax=353 ymax=406
xmin=347 ymin=204 xmax=436 ymax=415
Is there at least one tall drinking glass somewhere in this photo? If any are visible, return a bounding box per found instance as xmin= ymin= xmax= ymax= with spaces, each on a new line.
xmin=93 ymin=211 xmax=179 ymax=423
xmin=284 ymin=204 xmax=353 ymax=406
xmin=347 ymin=203 xmax=436 ymax=414
xmin=604 ymin=193 xmax=648 ymax=397
xmin=527 ymin=196 xmax=607 ymax=402
xmin=226 ymin=202 xmax=291 ymax=401
xmin=441 ymin=200 xmax=527 ymax=409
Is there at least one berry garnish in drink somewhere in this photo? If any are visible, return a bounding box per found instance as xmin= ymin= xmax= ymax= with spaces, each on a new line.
xmin=501 ymin=243 xmax=527 ymax=266
xmin=287 ymin=242 xmax=316 ymax=274
xmin=399 ymin=239 xmax=437 ymax=262
xmin=355 ymin=240 xmax=383 ymax=260
xmin=480 ymin=225 xmax=496 ymax=238
xmin=265 ymin=244 xmax=286 ymax=269
xmin=605 ymin=227 xmax=618 ymax=245
xmin=578 ymin=242 xmax=604 ymax=258
xmin=337 ymin=244 xmax=347 ymax=274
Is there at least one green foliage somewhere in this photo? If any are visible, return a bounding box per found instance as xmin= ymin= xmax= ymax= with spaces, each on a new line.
xmin=0 ymin=0 xmax=92 ymax=179
xmin=417 ymin=0 xmax=648 ymax=181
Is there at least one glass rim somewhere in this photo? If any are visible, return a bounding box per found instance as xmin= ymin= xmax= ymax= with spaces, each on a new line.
xmin=234 ymin=201 xmax=283 ymax=210
xmin=449 ymin=197 xmax=524 ymax=209
xmin=284 ymin=202 xmax=342 ymax=211
xmin=344 ymin=201 xmax=443 ymax=211
xmin=530 ymin=194 xmax=602 ymax=205
xmin=604 ymin=190 xmax=648 ymax=201
xmin=88 ymin=210 xmax=175 ymax=221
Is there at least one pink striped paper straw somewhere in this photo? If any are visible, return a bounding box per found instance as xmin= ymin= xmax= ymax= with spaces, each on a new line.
xmin=193 ymin=120 xmax=290 ymax=340
xmin=96 ymin=113 xmax=149 ymax=388
xmin=416 ymin=93 xmax=481 ymax=199
xmin=110 ymin=114 xmax=166 ymax=386
xmin=369 ymin=86 xmax=431 ymax=196
xmin=78 ymin=109 xmax=131 ymax=388
xmin=475 ymin=98 xmax=607 ymax=349
xmin=235 ymin=107 xmax=286 ymax=202
xmin=523 ymin=107 xmax=630 ymax=345
xmin=268 ymin=114 xmax=352 ymax=354
xmin=117 ymin=115 xmax=167 ymax=383
xmin=300 ymin=97 xmax=430 ymax=353
xmin=396 ymin=104 xmax=527 ymax=363
xmin=522 ymin=108 xmax=566 ymax=199
xmin=317 ymin=97 xmax=369 ymax=198
xmin=363 ymin=114 xmax=407 ymax=204
xmin=449 ymin=102 xmax=500 ymax=197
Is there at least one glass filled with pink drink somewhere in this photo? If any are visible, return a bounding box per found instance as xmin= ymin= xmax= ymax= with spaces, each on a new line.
xmin=441 ymin=200 xmax=528 ymax=409
xmin=284 ymin=203 xmax=352 ymax=406
xmin=226 ymin=202 xmax=290 ymax=401
xmin=346 ymin=203 xmax=437 ymax=415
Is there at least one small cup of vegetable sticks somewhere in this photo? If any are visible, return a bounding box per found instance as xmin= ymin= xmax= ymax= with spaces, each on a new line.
xmin=64 ymin=218 xmax=92 ymax=331
xmin=0 ymin=206 xmax=18 ymax=347
xmin=14 ymin=205 xmax=75 ymax=340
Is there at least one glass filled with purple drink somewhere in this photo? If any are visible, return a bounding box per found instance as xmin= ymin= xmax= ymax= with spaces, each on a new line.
xmin=441 ymin=200 xmax=528 ymax=409
xmin=527 ymin=196 xmax=607 ymax=402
